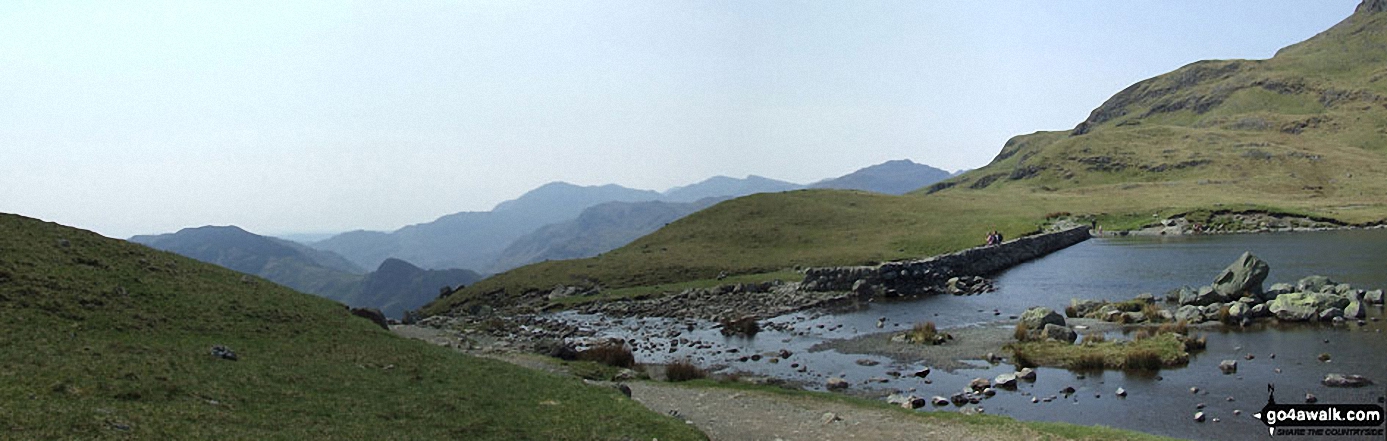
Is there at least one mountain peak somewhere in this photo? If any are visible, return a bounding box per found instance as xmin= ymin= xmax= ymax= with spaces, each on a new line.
xmin=1359 ymin=0 xmax=1386 ymax=14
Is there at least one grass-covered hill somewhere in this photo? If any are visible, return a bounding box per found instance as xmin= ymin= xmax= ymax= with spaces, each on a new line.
xmin=0 ymin=213 xmax=702 ymax=440
xmin=131 ymin=226 xmax=481 ymax=318
xmin=427 ymin=2 xmax=1387 ymax=317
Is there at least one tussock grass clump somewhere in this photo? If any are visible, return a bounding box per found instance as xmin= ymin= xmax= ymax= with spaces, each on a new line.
xmin=1013 ymin=322 xmax=1031 ymax=342
xmin=1141 ymin=303 xmax=1166 ymax=323
xmin=1157 ymin=320 xmax=1189 ymax=336
xmin=665 ymin=360 xmax=706 ymax=382
xmin=905 ymin=321 xmax=943 ymax=345
xmin=1072 ymin=353 xmax=1107 ymax=370
xmin=1080 ymin=332 xmax=1107 ymax=345
xmin=1124 ymin=349 xmax=1163 ymax=371
xmin=579 ymin=343 xmax=636 ymax=368
xmin=1008 ymin=333 xmax=1191 ymax=371
xmin=1133 ymin=328 xmax=1154 ymax=341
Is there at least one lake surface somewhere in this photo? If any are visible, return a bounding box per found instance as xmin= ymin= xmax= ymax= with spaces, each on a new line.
xmin=561 ymin=229 xmax=1387 ymax=440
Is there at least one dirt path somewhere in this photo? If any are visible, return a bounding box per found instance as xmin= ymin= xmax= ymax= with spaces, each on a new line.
xmin=627 ymin=381 xmax=1040 ymax=441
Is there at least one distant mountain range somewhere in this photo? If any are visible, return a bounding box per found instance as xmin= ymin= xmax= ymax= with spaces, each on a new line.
xmin=810 ymin=159 xmax=954 ymax=195
xmin=130 ymin=226 xmax=479 ymax=318
xmin=130 ymin=159 xmax=950 ymax=314
xmin=309 ymin=159 xmax=950 ymax=274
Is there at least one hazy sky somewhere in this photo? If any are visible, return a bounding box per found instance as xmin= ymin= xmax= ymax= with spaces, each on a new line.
xmin=0 ymin=1 xmax=1360 ymax=238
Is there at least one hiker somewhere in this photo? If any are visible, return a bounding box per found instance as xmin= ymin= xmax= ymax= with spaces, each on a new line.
xmin=995 ymin=231 xmax=1003 ymax=244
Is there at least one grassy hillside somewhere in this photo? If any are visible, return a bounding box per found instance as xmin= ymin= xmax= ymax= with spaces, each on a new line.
xmin=428 ymin=3 xmax=1387 ymax=317
xmin=0 ymin=213 xmax=702 ymax=440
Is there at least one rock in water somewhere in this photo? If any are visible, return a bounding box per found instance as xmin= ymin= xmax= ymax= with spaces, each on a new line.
xmin=931 ymin=396 xmax=950 ymax=406
xmin=1115 ymin=387 xmax=1127 ymax=397
xmin=1365 ymin=289 xmax=1384 ymax=305
xmin=1018 ymin=367 xmax=1037 ymax=381
xmin=1297 ymin=275 xmax=1337 ymax=293
xmin=1219 ymin=360 xmax=1238 ymax=374
xmin=1194 ymin=412 xmax=1206 ymax=422
xmin=826 ymin=377 xmax=849 ymax=390
xmin=969 ymin=377 xmax=991 ymax=391
xmin=1175 ymin=305 xmax=1205 ymax=323
xmin=1344 ymin=301 xmax=1366 ymax=319
xmin=1268 ymin=293 xmax=1319 ymax=322
xmin=1212 ymin=252 xmax=1269 ymax=299
xmin=1322 ymin=374 xmax=1374 ymax=388
xmin=994 ymin=373 xmax=1018 ymax=389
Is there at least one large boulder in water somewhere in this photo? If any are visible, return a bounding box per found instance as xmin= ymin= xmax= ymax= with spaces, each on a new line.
xmin=1020 ymin=307 xmax=1065 ymax=331
xmin=1212 ymin=252 xmax=1269 ymax=300
xmin=1268 ymin=293 xmax=1320 ymax=321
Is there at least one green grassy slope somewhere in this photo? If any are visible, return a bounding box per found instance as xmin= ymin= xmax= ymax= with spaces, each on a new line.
xmin=0 ymin=213 xmax=702 ymax=440
xmin=427 ymin=3 xmax=1387 ymax=316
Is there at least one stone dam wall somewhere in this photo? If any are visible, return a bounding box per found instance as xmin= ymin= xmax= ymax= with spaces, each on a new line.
xmin=802 ymin=227 xmax=1092 ymax=295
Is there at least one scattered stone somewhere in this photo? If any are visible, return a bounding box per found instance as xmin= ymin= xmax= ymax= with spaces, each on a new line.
xmin=1219 ymin=360 xmax=1238 ymax=374
xmin=1322 ymin=374 xmax=1373 ymax=388
xmin=913 ymin=367 xmax=931 ymax=378
xmin=614 ymin=383 xmax=632 ymax=398
xmin=1190 ymin=387 xmax=1200 ymax=394
xmin=826 ymin=378 xmax=849 ymax=390
xmin=1115 ymin=387 xmax=1127 ymax=397
xmin=994 ymin=373 xmax=1018 ymax=389
xmin=983 ymin=388 xmax=996 ymax=397
xmin=1244 ymin=353 xmax=1255 ymax=360
xmin=820 ymin=412 xmax=841 ymax=425
xmin=932 ymin=396 xmax=950 ymax=406
xmin=1031 ymin=397 xmax=1039 ymax=403
xmin=210 ymin=345 xmax=238 ymax=361
xmin=1194 ymin=412 xmax=1206 ymax=422
xmin=950 ymin=392 xmax=968 ymax=406
xmin=1061 ymin=386 xmax=1076 ymax=395
xmin=1196 ymin=402 xmax=1206 ymax=409
xmin=1234 ymin=409 xmax=1242 ymax=416
xmin=1018 ymin=367 xmax=1037 ymax=381
xmin=1305 ymin=393 xmax=1317 ymax=403
xmin=855 ymin=359 xmax=879 ymax=367
xmin=1019 ymin=307 xmax=1066 ymax=331
xmin=969 ymin=377 xmax=991 ymax=392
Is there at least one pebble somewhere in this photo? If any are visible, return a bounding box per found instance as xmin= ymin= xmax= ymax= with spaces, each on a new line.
xmin=1190 ymin=387 xmax=1200 ymax=394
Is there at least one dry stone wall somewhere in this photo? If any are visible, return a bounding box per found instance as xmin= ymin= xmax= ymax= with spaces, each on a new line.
xmin=802 ymin=227 xmax=1092 ymax=295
